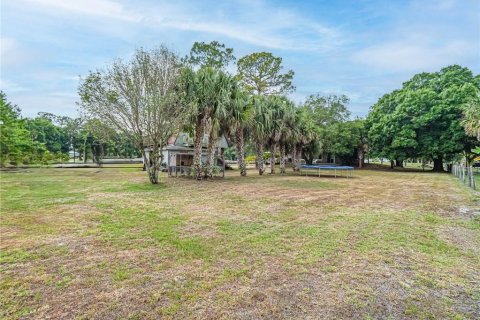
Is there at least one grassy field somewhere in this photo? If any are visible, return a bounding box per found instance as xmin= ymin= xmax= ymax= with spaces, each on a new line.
xmin=1 ymin=168 xmax=479 ymax=319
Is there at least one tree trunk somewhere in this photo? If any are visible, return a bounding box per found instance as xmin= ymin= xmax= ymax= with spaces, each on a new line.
xmin=93 ymin=143 xmax=104 ymax=167
xmin=145 ymin=146 xmax=161 ymax=184
xmin=395 ymin=159 xmax=403 ymax=167
xmin=432 ymin=158 xmax=444 ymax=172
xmin=279 ymin=143 xmax=286 ymax=173
xmin=221 ymin=148 xmax=225 ymax=178
xmin=292 ymin=144 xmax=297 ymax=172
xmin=83 ymin=135 xmax=88 ymax=164
xmin=205 ymin=126 xmax=218 ymax=179
xmin=294 ymin=145 xmax=302 ymax=171
xmin=193 ymin=116 xmax=206 ymax=180
xmin=358 ymin=148 xmax=364 ymax=169
xmin=270 ymin=143 xmax=277 ymax=174
xmin=147 ymin=162 xmax=159 ymax=184
xmin=256 ymin=139 xmax=265 ymax=175
xmin=141 ymin=149 xmax=148 ymax=173
xmin=235 ymin=127 xmax=246 ymax=176
xmin=390 ymin=160 xmax=394 ymax=169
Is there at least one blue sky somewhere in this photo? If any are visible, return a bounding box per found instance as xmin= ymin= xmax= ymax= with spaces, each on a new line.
xmin=1 ymin=0 xmax=479 ymax=118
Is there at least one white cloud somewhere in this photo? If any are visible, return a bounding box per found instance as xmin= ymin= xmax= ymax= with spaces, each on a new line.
xmin=0 ymin=37 xmax=34 ymax=67
xmin=353 ymin=39 xmax=476 ymax=73
xmin=0 ymin=37 xmax=16 ymax=56
xmin=143 ymin=1 xmax=342 ymax=51
xmin=23 ymin=0 xmax=141 ymax=22
xmin=2 ymin=0 xmax=479 ymax=118
xmin=159 ymin=19 xmax=337 ymax=51
xmin=9 ymin=92 xmax=79 ymax=117
xmin=0 ymin=79 xmax=28 ymax=92
xmin=14 ymin=0 xmax=341 ymax=52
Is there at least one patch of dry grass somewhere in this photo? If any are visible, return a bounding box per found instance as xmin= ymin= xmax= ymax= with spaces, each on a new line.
xmin=0 ymin=167 xmax=479 ymax=319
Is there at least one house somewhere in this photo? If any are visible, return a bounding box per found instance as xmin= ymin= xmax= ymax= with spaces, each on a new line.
xmin=143 ymin=132 xmax=230 ymax=176
xmin=313 ymin=153 xmax=339 ymax=165
xmin=68 ymin=150 xmax=80 ymax=158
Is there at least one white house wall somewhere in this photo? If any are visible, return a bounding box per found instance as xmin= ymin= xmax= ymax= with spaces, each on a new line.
xmin=144 ymin=147 xmax=220 ymax=167
xmin=162 ymin=150 xmax=170 ymax=166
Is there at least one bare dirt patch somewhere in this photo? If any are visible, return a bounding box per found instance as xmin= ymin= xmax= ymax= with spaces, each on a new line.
xmin=439 ymin=226 xmax=480 ymax=255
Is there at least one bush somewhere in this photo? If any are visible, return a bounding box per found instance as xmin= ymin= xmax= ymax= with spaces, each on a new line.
xmin=245 ymin=155 xmax=256 ymax=163
xmin=211 ymin=165 xmax=221 ymax=175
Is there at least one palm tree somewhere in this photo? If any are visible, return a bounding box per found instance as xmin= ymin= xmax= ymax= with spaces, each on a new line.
xmin=290 ymin=108 xmax=318 ymax=171
xmin=183 ymin=67 xmax=234 ymax=179
xmin=462 ymin=93 xmax=480 ymax=141
xmin=278 ymin=102 xmax=295 ymax=173
xmin=205 ymin=119 xmax=221 ymax=178
xmin=204 ymin=76 xmax=237 ymax=178
xmin=227 ymin=89 xmax=252 ymax=176
xmin=266 ymin=96 xmax=293 ymax=174
xmin=250 ymin=95 xmax=271 ymax=175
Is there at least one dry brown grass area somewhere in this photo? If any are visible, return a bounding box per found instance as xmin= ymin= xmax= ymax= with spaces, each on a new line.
xmin=0 ymin=167 xmax=479 ymax=319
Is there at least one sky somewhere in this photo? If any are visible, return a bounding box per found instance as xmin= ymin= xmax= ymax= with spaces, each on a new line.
xmin=1 ymin=0 xmax=479 ymax=118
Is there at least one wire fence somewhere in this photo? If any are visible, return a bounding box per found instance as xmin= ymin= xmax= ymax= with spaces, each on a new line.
xmin=452 ymin=164 xmax=477 ymax=190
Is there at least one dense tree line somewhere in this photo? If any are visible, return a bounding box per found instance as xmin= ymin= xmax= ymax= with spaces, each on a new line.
xmin=3 ymin=41 xmax=479 ymax=181
xmin=79 ymin=42 xmax=361 ymax=183
xmin=78 ymin=41 xmax=479 ymax=184
xmin=366 ymin=65 xmax=480 ymax=171
xmin=0 ymin=92 xmax=139 ymax=167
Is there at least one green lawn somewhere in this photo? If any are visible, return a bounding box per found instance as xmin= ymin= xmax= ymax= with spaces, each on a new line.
xmin=1 ymin=168 xmax=479 ymax=319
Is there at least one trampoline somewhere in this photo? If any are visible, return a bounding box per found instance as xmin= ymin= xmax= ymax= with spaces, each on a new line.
xmin=300 ymin=164 xmax=354 ymax=178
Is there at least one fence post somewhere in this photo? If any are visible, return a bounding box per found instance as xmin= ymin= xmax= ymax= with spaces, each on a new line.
xmin=469 ymin=166 xmax=475 ymax=190
xmin=451 ymin=164 xmax=476 ymax=191
xmin=467 ymin=166 xmax=471 ymax=188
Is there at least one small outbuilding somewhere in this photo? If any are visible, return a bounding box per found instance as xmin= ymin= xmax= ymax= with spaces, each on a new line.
xmin=143 ymin=132 xmax=229 ymax=176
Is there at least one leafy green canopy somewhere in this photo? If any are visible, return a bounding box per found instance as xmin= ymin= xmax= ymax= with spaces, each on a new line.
xmin=320 ymin=119 xmax=366 ymax=165
xmin=185 ymin=41 xmax=235 ymax=70
xmin=25 ymin=116 xmax=69 ymax=154
xmin=0 ymin=92 xmax=69 ymax=166
xmin=303 ymin=94 xmax=351 ymax=126
xmin=236 ymin=52 xmax=295 ymax=95
xmin=366 ymin=65 xmax=480 ymax=164
xmin=182 ymin=67 xmax=237 ymax=125
xmin=299 ymin=94 xmax=358 ymax=164
xmin=0 ymin=92 xmax=33 ymax=165
xmin=462 ymin=90 xmax=480 ymax=141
